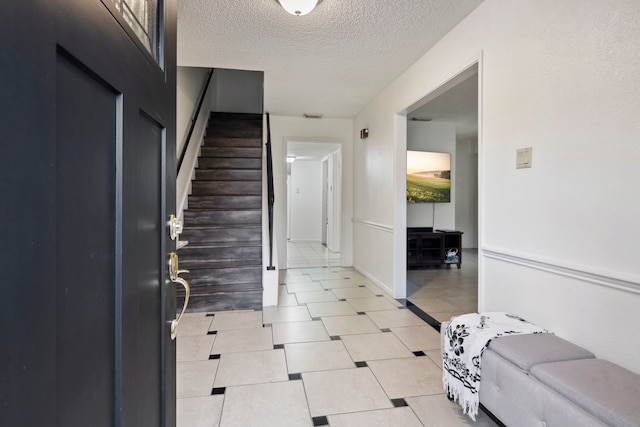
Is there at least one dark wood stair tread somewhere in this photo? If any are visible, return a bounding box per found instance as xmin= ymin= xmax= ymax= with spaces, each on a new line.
xmin=203 ymin=137 xmax=262 ymax=148
xmin=178 ymin=241 xmax=262 ymax=248
xmin=181 ymin=260 xmax=262 ymax=269
xmin=180 ymin=290 xmax=263 ymax=312
xmin=182 ymin=225 xmax=261 ymax=230
xmin=195 ymin=170 xmax=261 ymax=181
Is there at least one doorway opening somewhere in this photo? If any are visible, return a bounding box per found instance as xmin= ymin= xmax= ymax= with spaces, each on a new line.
xmin=404 ymin=64 xmax=479 ymax=323
xmin=286 ymin=140 xmax=342 ymax=268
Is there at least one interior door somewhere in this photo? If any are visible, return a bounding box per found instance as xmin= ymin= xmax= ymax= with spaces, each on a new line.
xmin=321 ymin=159 xmax=329 ymax=246
xmin=0 ymin=1 xmax=178 ymax=426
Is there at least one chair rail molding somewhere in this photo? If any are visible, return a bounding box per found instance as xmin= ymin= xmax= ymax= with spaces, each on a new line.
xmin=482 ymin=246 xmax=640 ymax=295
xmin=352 ymin=217 xmax=393 ymax=233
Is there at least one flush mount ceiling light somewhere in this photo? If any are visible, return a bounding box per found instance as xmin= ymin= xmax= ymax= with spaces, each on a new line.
xmin=277 ymin=0 xmax=323 ymax=16
xmin=287 ymin=156 xmax=296 ymax=163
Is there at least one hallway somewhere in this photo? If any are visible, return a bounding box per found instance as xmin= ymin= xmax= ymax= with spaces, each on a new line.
xmin=176 ymin=246 xmax=491 ymax=426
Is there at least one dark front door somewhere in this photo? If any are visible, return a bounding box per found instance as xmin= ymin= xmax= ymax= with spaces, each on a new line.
xmin=1 ymin=1 xmax=178 ymax=426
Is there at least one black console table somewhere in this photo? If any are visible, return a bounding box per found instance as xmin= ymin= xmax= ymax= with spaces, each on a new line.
xmin=407 ymin=228 xmax=463 ymax=269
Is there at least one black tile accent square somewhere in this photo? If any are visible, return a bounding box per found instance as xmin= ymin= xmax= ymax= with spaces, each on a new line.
xmin=380 ymin=328 xmax=391 ymax=333
xmin=263 ymin=323 xmax=272 ymax=328
xmin=339 ymin=299 xmax=346 ymax=302
xmin=207 ymin=330 xmax=217 ymax=335
xmin=413 ymin=351 xmax=426 ymax=357
xmin=330 ymin=336 xmax=341 ymax=341
xmin=209 ymin=354 xmax=221 ymax=360
xmin=312 ymin=317 xmax=321 ymax=321
xmin=274 ymin=344 xmax=284 ymax=350
xmin=391 ymin=398 xmax=408 ymax=407
xmin=288 ymin=373 xmax=302 ymax=381
xmin=376 ymin=294 xmax=384 ymax=297
xmin=398 ymin=306 xmax=408 ymax=310
xmin=355 ymin=361 xmax=368 ymax=368
xmin=206 ymin=313 xmax=215 ymax=317
xmin=312 ymin=416 xmax=329 ymax=426
xmin=211 ymin=387 xmax=225 ymax=395
xmin=358 ymin=285 xmax=366 ymax=288
xmin=357 ymin=312 xmax=366 ymax=315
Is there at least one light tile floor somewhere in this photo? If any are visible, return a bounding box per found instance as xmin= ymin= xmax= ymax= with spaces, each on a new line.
xmin=287 ymin=240 xmax=341 ymax=268
xmin=177 ymin=247 xmax=493 ymax=426
xmin=407 ymin=249 xmax=479 ymax=323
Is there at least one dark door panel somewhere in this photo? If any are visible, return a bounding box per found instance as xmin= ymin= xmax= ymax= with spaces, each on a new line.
xmin=0 ymin=0 xmax=177 ymax=426
xmin=122 ymin=111 xmax=165 ymax=426
xmin=55 ymin=50 xmax=119 ymax=427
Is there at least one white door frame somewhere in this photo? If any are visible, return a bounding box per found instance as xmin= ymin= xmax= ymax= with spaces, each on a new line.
xmin=393 ymin=57 xmax=483 ymax=300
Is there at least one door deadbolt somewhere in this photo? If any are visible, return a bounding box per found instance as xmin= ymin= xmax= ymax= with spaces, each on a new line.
xmin=168 ymin=214 xmax=183 ymax=240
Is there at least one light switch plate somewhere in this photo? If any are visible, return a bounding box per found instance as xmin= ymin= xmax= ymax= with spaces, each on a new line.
xmin=516 ymin=147 xmax=532 ymax=169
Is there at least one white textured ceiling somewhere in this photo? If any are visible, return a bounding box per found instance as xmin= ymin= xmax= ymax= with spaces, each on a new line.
xmin=177 ymin=0 xmax=484 ymax=118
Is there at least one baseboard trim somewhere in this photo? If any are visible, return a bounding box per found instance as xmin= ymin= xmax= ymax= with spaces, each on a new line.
xmin=483 ymin=247 xmax=640 ymax=295
xmin=352 ymin=263 xmax=394 ymax=295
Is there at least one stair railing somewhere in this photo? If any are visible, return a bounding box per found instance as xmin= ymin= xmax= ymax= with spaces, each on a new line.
xmin=177 ymin=68 xmax=215 ymax=174
xmin=265 ymin=113 xmax=275 ymax=270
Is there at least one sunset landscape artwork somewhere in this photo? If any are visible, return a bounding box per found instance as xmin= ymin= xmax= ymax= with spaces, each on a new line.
xmin=406 ymin=150 xmax=451 ymax=203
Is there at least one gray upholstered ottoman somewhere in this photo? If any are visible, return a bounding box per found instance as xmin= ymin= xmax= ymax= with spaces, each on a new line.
xmin=531 ymin=358 xmax=640 ymax=427
xmin=480 ymin=333 xmax=606 ymax=427
xmin=441 ymin=318 xmax=640 ymax=426
xmin=487 ymin=332 xmax=595 ymax=371
xmin=480 ymin=350 xmax=608 ymax=427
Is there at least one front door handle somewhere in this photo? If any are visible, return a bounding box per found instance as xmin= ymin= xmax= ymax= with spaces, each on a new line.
xmin=169 ymin=252 xmax=190 ymax=340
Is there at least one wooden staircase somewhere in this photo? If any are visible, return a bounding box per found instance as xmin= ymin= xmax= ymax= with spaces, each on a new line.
xmin=179 ymin=112 xmax=263 ymax=311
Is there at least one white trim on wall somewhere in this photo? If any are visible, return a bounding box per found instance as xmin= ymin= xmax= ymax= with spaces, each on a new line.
xmin=476 ymin=51 xmax=486 ymax=311
xmin=483 ymin=247 xmax=640 ymax=295
xmin=351 ymin=218 xmax=393 ymax=233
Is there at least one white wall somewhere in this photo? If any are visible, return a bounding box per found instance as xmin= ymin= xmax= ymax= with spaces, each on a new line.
xmin=289 ymin=160 xmax=322 ymax=240
xmin=176 ymin=66 xmax=213 ymax=219
xmin=406 ymin=121 xmax=456 ymax=230
xmin=354 ymin=0 xmax=640 ymax=373
xmin=269 ymin=116 xmax=354 ymax=269
xmin=213 ymin=69 xmax=263 ymax=114
xmin=352 ymin=101 xmax=400 ymax=294
xmin=176 ymin=66 xmax=210 ymax=157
